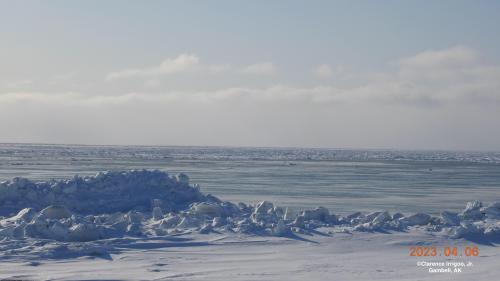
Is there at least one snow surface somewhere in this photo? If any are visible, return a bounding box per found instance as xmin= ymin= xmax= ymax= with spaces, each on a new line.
xmin=1 ymin=230 xmax=499 ymax=280
xmin=0 ymin=170 xmax=499 ymax=280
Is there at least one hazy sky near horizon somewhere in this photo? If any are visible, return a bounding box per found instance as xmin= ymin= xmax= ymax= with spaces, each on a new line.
xmin=1 ymin=1 xmax=500 ymax=150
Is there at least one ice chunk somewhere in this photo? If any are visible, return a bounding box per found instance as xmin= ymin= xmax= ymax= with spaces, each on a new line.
xmin=236 ymin=218 xmax=260 ymax=234
xmin=440 ymin=211 xmax=460 ymax=226
xmin=301 ymin=207 xmax=330 ymax=222
xmin=460 ymin=201 xmax=484 ymax=221
xmin=152 ymin=207 xmax=163 ymax=220
xmin=328 ymin=214 xmax=339 ymax=224
xmin=176 ymin=216 xmax=200 ymax=228
xmin=111 ymin=220 xmax=128 ymax=232
xmin=126 ymin=223 xmax=142 ymax=235
xmin=392 ymin=213 xmax=404 ymax=220
xmin=251 ymin=201 xmax=279 ymax=224
xmin=372 ymin=211 xmax=391 ymax=225
xmin=50 ymin=221 xmax=70 ymax=240
xmin=40 ymin=205 xmax=72 ymax=220
xmin=192 ymin=202 xmax=224 ymax=218
xmin=199 ymin=224 xmax=212 ymax=234
xmin=176 ymin=173 xmax=190 ymax=185
xmin=254 ymin=201 xmax=274 ymax=215
xmin=272 ymin=220 xmax=290 ymax=236
xmin=126 ymin=211 xmax=143 ymax=224
xmin=24 ymin=216 xmax=50 ymax=238
xmin=9 ymin=208 xmax=36 ymax=222
xmin=481 ymin=206 xmax=500 ymax=219
xmin=273 ymin=206 xmax=285 ymax=218
xmin=219 ymin=202 xmax=240 ymax=217
xmin=346 ymin=211 xmax=363 ymax=224
xmin=451 ymin=222 xmax=482 ymax=239
xmin=283 ymin=207 xmax=294 ymax=221
xmin=160 ymin=215 xmax=181 ymax=229
xmin=0 ymin=224 xmax=25 ymax=239
xmin=353 ymin=222 xmax=373 ymax=232
xmin=465 ymin=200 xmax=482 ymax=211
xmin=363 ymin=212 xmax=382 ymax=223
xmin=212 ymin=217 xmax=226 ymax=227
xmin=400 ymin=213 xmax=431 ymax=226
xmin=483 ymin=225 xmax=500 ymax=238
xmin=292 ymin=215 xmax=305 ymax=228
xmin=238 ymin=202 xmax=251 ymax=212
xmin=62 ymin=183 xmax=77 ymax=194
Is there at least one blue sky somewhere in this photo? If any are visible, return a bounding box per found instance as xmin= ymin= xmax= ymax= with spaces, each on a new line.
xmin=1 ymin=1 xmax=500 ymax=150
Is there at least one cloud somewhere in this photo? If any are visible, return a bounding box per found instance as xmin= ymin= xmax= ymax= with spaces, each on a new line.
xmin=5 ymin=79 xmax=33 ymax=89
xmin=314 ymin=64 xmax=334 ymax=78
xmin=2 ymin=46 xmax=500 ymax=149
xmin=106 ymin=55 xmax=276 ymax=81
xmin=241 ymin=62 xmax=276 ymax=75
xmin=4 ymin=46 xmax=499 ymax=107
xmin=106 ymin=54 xmax=200 ymax=80
xmin=3 ymin=76 xmax=498 ymax=107
xmin=398 ymin=46 xmax=479 ymax=69
xmin=391 ymin=46 xmax=500 ymax=103
xmin=207 ymin=64 xmax=232 ymax=74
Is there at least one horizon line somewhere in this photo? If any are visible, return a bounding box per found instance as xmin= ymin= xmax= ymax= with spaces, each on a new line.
xmin=0 ymin=141 xmax=499 ymax=154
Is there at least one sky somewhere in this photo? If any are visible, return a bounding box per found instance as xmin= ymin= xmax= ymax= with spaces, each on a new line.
xmin=1 ymin=0 xmax=500 ymax=150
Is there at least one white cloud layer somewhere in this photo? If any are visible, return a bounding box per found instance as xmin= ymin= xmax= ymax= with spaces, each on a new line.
xmin=106 ymin=54 xmax=201 ymax=80
xmin=12 ymin=46 xmax=494 ymax=106
xmin=2 ymin=46 xmax=500 ymax=149
xmin=241 ymin=62 xmax=277 ymax=75
xmin=398 ymin=46 xmax=479 ymax=69
xmin=315 ymin=64 xmax=334 ymax=78
xmin=106 ymin=55 xmax=277 ymax=81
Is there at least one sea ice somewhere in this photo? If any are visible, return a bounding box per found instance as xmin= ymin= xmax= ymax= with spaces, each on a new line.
xmin=0 ymin=170 xmax=498 ymax=249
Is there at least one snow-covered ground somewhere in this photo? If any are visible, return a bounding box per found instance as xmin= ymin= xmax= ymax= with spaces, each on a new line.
xmin=0 ymin=170 xmax=499 ymax=280
xmin=1 ymin=230 xmax=499 ymax=280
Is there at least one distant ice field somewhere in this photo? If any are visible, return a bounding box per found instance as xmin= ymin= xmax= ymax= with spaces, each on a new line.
xmin=1 ymin=143 xmax=499 ymax=215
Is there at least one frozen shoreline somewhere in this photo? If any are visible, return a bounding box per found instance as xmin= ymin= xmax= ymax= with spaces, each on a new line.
xmin=1 ymin=170 xmax=499 ymax=242
xmin=1 ymin=170 xmax=499 ymax=280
